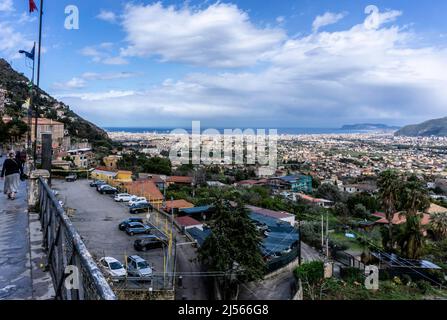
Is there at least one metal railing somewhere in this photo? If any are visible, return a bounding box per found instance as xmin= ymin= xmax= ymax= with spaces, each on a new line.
xmin=38 ymin=177 xmax=117 ymax=300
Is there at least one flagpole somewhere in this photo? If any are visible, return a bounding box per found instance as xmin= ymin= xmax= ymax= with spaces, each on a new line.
xmin=33 ymin=0 xmax=44 ymax=168
xmin=27 ymin=42 xmax=36 ymax=153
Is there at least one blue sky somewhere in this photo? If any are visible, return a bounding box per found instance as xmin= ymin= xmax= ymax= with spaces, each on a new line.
xmin=1 ymin=0 xmax=447 ymax=128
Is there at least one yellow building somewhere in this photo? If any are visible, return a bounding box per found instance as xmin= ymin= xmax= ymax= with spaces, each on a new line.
xmin=91 ymin=168 xmax=133 ymax=188
xmin=115 ymin=170 xmax=133 ymax=183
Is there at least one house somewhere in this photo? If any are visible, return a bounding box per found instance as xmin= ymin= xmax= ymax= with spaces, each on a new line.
xmin=30 ymin=118 xmax=65 ymax=150
xmin=103 ymin=155 xmax=122 ymax=170
xmin=143 ymin=174 xmax=167 ymax=191
xmin=51 ymin=160 xmax=71 ymax=171
xmin=91 ymin=168 xmax=118 ymax=182
xmin=268 ymin=175 xmax=313 ymax=193
xmin=296 ymin=193 xmax=334 ymax=208
xmin=246 ymin=205 xmax=296 ymax=226
xmin=124 ymin=180 xmax=164 ymax=207
xmin=67 ymin=148 xmax=93 ymax=168
xmin=164 ymin=199 xmax=194 ymax=214
xmin=175 ymin=216 xmax=204 ymax=231
xmin=166 ymin=176 xmax=193 ymax=186
xmin=236 ymin=179 xmax=268 ymax=188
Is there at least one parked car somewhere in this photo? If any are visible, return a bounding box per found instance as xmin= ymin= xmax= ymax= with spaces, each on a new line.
xmin=65 ymin=174 xmax=77 ymax=182
xmin=98 ymin=185 xmax=118 ymax=195
xmin=114 ymin=193 xmax=134 ymax=202
xmin=118 ymin=217 xmax=144 ymax=231
xmin=134 ymin=235 xmax=166 ymax=252
xmin=126 ymin=255 xmax=152 ymax=278
xmin=128 ymin=197 xmax=147 ymax=207
xmin=96 ymin=183 xmax=111 ymax=192
xmin=129 ymin=202 xmax=152 ymax=214
xmin=125 ymin=222 xmax=152 ymax=236
xmin=90 ymin=180 xmax=106 ymax=187
xmin=99 ymin=257 xmax=127 ymax=279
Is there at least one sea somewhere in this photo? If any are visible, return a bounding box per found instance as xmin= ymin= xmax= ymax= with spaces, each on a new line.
xmin=104 ymin=127 xmax=393 ymax=135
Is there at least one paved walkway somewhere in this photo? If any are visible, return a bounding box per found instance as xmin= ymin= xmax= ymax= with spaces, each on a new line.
xmin=0 ymin=157 xmax=54 ymax=300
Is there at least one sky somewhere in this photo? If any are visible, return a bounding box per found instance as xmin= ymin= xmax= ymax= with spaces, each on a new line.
xmin=1 ymin=0 xmax=447 ymax=129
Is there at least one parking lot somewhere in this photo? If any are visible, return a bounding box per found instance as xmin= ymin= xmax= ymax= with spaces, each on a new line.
xmin=52 ymin=179 xmax=208 ymax=299
xmin=52 ymin=180 xmax=167 ymax=281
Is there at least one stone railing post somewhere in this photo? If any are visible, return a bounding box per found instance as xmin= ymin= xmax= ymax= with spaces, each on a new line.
xmin=28 ymin=169 xmax=50 ymax=212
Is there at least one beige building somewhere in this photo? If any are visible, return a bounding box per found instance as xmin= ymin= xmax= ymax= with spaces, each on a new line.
xmin=103 ymin=155 xmax=122 ymax=170
xmin=30 ymin=118 xmax=65 ymax=149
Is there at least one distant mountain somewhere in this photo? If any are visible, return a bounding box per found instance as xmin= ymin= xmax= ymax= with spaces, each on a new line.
xmin=0 ymin=58 xmax=113 ymax=149
xmin=341 ymin=123 xmax=400 ymax=131
xmin=395 ymin=117 xmax=447 ymax=137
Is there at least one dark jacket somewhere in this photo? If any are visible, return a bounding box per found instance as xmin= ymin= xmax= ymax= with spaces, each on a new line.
xmin=1 ymin=158 xmax=24 ymax=177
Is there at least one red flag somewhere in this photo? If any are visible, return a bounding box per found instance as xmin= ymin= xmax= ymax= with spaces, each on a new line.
xmin=29 ymin=0 xmax=38 ymax=13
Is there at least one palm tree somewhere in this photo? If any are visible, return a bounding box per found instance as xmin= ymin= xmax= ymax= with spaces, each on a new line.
xmin=429 ymin=212 xmax=447 ymax=241
xmin=398 ymin=175 xmax=431 ymax=259
xmin=377 ymin=170 xmax=400 ymax=250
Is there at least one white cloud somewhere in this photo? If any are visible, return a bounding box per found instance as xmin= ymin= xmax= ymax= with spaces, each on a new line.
xmin=53 ymin=77 xmax=86 ymax=90
xmin=102 ymin=56 xmax=129 ymax=65
xmin=81 ymin=72 xmax=140 ymax=81
xmin=60 ymin=5 xmax=447 ymax=127
xmin=120 ymin=2 xmax=286 ymax=68
xmin=312 ymin=12 xmax=347 ymax=33
xmin=97 ymin=9 xmax=117 ymax=23
xmin=0 ymin=0 xmax=14 ymax=12
xmin=58 ymin=90 xmax=135 ymax=101
xmin=0 ymin=22 xmax=33 ymax=59
xmin=80 ymin=43 xmax=129 ymax=65
xmin=18 ymin=12 xmax=37 ymax=24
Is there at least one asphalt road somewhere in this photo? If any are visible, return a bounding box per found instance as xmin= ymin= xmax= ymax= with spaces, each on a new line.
xmin=52 ymin=179 xmax=208 ymax=299
xmin=239 ymin=242 xmax=323 ymax=300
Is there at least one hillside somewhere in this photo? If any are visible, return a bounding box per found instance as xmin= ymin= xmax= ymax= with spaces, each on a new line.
xmin=395 ymin=117 xmax=447 ymax=137
xmin=0 ymin=58 xmax=113 ymax=149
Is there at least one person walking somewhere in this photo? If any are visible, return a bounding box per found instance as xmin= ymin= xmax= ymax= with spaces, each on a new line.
xmin=1 ymin=152 xmax=24 ymax=200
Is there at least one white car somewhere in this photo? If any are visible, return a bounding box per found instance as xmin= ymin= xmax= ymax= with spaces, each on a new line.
xmin=128 ymin=197 xmax=148 ymax=207
xmin=114 ymin=193 xmax=134 ymax=202
xmin=99 ymin=257 xmax=127 ymax=279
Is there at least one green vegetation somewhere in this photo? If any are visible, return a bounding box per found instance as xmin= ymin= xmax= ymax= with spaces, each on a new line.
xmin=0 ymin=118 xmax=28 ymax=143
xmin=295 ymin=262 xmax=447 ymax=300
xmin=117 ymin=152 xmax=172 ymax=176
xmin=199 ymin=199 xmax=265 ymax=300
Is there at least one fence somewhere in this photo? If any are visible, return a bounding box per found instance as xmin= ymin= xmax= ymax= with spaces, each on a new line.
xmin=38 ymin=177 xmax=117 ymax=300
xmin=332 ymin=250 xmax=366 ymax=271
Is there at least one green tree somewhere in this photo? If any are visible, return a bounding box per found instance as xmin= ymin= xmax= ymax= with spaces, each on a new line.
xmin=398 ymin=175 xmax=431 ymax=259
xmin=378 ymin=170 xmax=401 ymax=250
xmin=199 ymin=199 xmax=265 ymax=300
xmin=5 ymin=118 xmax=28 ymax=143
xmin=429 ymin=212 xmax=447 ymax=241
xmin=315 ymin=183 xmax=343 ymax=203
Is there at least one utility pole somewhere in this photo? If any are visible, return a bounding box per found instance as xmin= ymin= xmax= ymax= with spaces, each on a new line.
xmin=321 ymin=214 xmax=324 ymax=251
